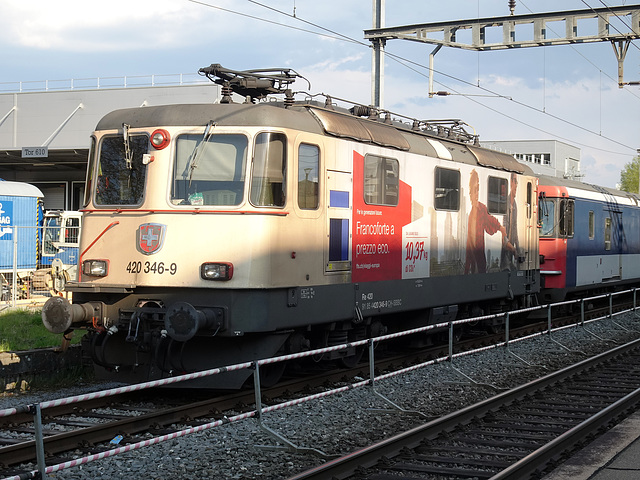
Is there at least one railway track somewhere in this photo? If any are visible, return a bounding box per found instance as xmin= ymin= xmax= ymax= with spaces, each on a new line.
xmin=289 ymin=336 xmax=640 ymax=480
xmin=0 ymin=356 xmax=415 ymax=478
xmin=0 ymin=304 xmax=633 ymax=479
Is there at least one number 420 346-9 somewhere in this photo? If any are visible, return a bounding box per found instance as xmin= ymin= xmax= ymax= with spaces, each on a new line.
xmin=126 ymin=261 xmax=177 ymax=275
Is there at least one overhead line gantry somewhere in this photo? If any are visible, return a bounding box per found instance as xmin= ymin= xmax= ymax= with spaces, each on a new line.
xmin=366 ymin=4 xmax=640 ymax=104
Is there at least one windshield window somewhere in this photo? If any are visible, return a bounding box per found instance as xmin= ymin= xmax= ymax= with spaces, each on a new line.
xmin=172 ymin=134 xmax=248 ymax=206
xmin=539 ymin=199 xmax=556 ymax=237
xmin=43 ymin=217 xmax=61 ymax=255
xmin=95 ymin=134 xmax=148 ymax=206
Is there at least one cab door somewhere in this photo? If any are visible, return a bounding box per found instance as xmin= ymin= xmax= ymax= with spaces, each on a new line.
xmin=523 ymin=180 xmax=537 ymax=280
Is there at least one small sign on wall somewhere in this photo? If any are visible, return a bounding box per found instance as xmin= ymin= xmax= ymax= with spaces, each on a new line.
xmin=21 ymin=147 xmax=48 ymax=158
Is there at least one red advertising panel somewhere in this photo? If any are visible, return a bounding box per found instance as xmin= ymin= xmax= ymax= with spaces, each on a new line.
xmin=352 ymin=151 xmax=412 ymax=282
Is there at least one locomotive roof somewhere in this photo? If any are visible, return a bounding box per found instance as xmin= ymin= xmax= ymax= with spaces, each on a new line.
xmin=95 ymin=102 xmax=324 ymax=134
xmin=96 ymin=101 xmax=531 ymax=176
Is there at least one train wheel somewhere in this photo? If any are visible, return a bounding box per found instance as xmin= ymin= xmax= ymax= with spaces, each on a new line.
xmin=258 ymin=361 xmax=286 ymax=387
xmin=339 ymin=325 xmax=367 ymax=368
xmin=339 ymin=348 xmax=364 ymax=368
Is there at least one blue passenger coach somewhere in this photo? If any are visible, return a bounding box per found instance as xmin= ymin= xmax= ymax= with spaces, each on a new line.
xmin=538 ymin=175 xmax=640 ymax=302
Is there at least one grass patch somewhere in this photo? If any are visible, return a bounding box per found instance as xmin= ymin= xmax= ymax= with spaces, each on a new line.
xmin=0 ymin=309 xmax=82 ymax=352
xmin=29 ymin=365 xmax=95 ymax=389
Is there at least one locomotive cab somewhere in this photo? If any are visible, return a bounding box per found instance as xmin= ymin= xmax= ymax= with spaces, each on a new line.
xmin=41 ymin=100 xmax=339 ymax=388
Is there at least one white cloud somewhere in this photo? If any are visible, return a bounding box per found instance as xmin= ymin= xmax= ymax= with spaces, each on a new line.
xmin=1 ymin=1 xmax=208 ymax=51
xmin=0 ymin=0 xmax=636 ymax=188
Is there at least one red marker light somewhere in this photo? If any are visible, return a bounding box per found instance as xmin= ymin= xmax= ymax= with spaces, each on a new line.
xmin=150 ymin=129 xmax=170 ymax=150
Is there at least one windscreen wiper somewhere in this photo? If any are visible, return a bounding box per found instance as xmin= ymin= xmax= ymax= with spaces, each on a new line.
xmin=187 ymin=120 xmax=216 ymax=187
xmin=123 ymin=123 xmax=133 ymax=170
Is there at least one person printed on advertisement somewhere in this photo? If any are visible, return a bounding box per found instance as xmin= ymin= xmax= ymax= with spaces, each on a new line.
xmin=501 ymin=173 xmax=520 ymax=270
xmin=464 ymin=169 xmax=514 ymax=274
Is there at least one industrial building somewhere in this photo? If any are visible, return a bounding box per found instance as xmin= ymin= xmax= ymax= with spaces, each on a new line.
xmin=481 ymin=139 xmax=583 ymax=181
xmin=0 ymin=75 xmax=220 ymax=210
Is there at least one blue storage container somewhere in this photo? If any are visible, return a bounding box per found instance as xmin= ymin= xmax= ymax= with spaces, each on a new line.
xmin=0 ymin=181 xmax=44 ymax=273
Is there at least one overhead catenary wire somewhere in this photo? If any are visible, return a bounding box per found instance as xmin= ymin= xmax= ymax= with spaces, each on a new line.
xmin=585 ymin=0 xmax=640 ymax=53
xmin=186 ymin=0 xmax=362 ymax=44
xmin=382 ymin=51 xmax=633 ymax=156
xmin=518 ymin=0 xmax=640 ymax=101
xmin=256 ymin=0 xmax=640 ymax=155
xmin=188 ymin=0 xmax=638 ymax=156
xmin=382 ymin=49 xmax=636 ymax=155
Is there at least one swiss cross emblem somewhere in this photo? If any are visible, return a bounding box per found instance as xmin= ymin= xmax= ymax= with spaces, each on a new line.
xmin=136 ymin=223 xmax=166 ymax=255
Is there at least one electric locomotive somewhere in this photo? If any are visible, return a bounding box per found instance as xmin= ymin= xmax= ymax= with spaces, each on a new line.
xmin=538 ymin=175 xmax=640 ymax=303
xmin=42 ymin=65 xmax=540 ymax=388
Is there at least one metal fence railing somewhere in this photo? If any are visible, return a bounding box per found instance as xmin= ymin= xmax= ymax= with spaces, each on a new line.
xmin=0 ymin=225 xmax=80 ymax=308
xmin=1 ymin=288 xmax=639 ymax=479
xmin=0 ymin=73 xmax=208 ymax=94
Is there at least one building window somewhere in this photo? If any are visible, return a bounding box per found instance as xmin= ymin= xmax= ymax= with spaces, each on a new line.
xmin=515 ymin=152 xmax=551 ymax=166
xmin=434 ymin=167 xmax=460 ymax=211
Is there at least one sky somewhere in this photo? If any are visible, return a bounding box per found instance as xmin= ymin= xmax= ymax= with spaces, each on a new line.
xmin=0 ymin=0 xmax=639 ymax=188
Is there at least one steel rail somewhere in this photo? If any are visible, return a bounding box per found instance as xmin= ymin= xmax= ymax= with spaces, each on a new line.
xmin=287 ymin=337 xmax=640 ymax=480
xmin=493 ymin=386 xmax=640 ymax=479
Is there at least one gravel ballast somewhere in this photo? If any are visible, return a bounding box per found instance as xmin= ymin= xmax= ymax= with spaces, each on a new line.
xmin=2 ymin=313 xmax=640 ymax=480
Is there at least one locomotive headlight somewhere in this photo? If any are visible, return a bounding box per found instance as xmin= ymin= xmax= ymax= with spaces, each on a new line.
xmin=150 ymin=129 xmax=170 ymax=150
xmin=82 ymin=259 xmax=108 ymax=277
xmin=201 ymin=262 xmax=233 ymax=281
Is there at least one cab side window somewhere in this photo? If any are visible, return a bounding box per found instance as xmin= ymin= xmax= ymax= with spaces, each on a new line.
xmin=65 ymin=217 xmax=80 ymax=244
xmin=298 ymin=144 xmax=319 ymax=210
xmin=251 ymin=132 xmax=287 ymax=207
